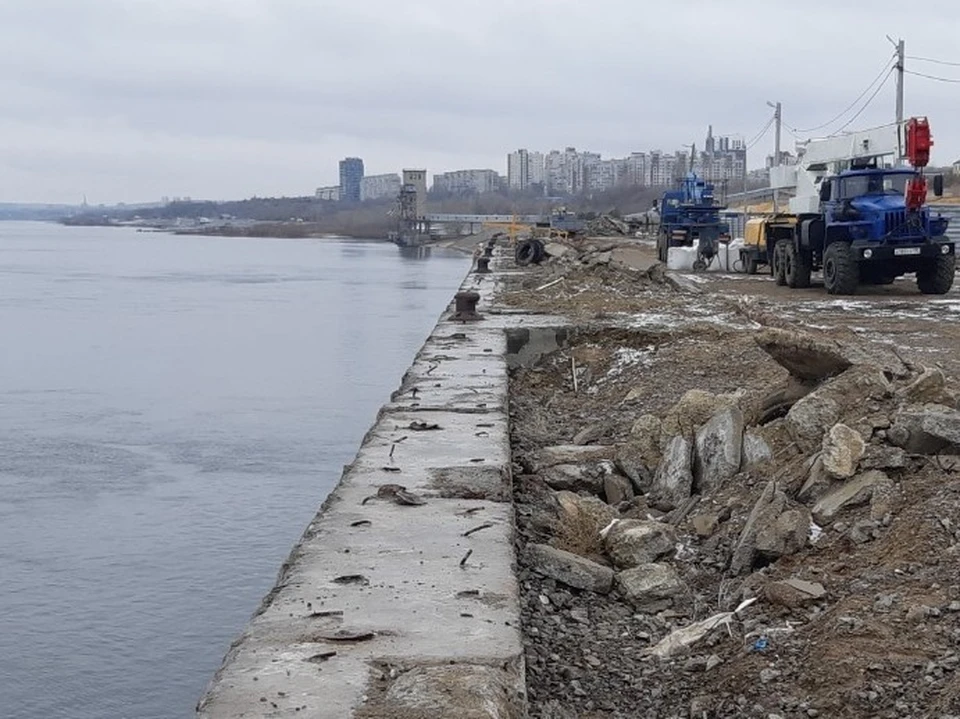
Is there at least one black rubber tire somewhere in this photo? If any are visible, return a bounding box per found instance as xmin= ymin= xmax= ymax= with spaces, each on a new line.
xmin=773 ymin=240 xmax=789 ymax=286
xmin=823 ymin=242 xmax=859 ymax=295
xmin=515 ymin=240 xmax=535 ymax=266
xmin=917 ymin=252 xmax=956 ymax=295
xmin=784 ymin=243 xmax=812 ymax=288
xmin=530 ymin=239 xmax=546 ymax=264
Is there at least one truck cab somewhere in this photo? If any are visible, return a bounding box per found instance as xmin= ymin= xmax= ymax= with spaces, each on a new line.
xmin=656 ymin=173 xmax=730 ymax=266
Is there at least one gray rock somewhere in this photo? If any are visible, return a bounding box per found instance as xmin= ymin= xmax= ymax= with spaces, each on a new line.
xmin=555 ymin=491 xmax=618 ymax=541
xmin=755 ymin=507 xmax=811 ymax=558
xmin=660 ymin=390 xmax=735 ymax=445
xmin=741 ymin=430 xmax=774 ymax=469
xmin=544 ymin=242 xmax=572 ymax=259
xmin=920 ymin=409 xmax=960 ymax=446
xmin=614 ymin=436 xmax=658 ymax=493
xmin=694 ymin=406 xmax=745 ymax=493
xmin=731 ymin=480 xmax=786 ymax=575
xmin=860 ymin=444 xmax=907 ymax=470
xmin=786 ymin=367 xmax=891 ymax=451
xmin=530 ymin=444 xmax=616 ymax=472
xmin=540 ymin=463 xmax=590 ymax=492
xmin=650 ymin=435 xmax=694 ymax=511
xmin=898 ymin=366 xmax=947 ymax=403
xmin=616 ymin=563 xmax=686 ymax=611
xmin=811 ymin=470 xmax=890 ymax=524
xmin=603 ymin=519 xmax=677 ymax=569
xmin=821 ymin=423 xmax=866 ymax=478
xmin=888 ymin=404 xmax=954 ymax=454
xmin=603 ymin=473 xmax=635 ymax=506
xmin=381 ymin=663 xmax=519 ymax=719
xmin=525 ymin=543 xmax=614 ymax=593
xmin=692 ymin=513 xmax=720 ymax=538
xmin=798 ymin=454 xmax=832 ymax=503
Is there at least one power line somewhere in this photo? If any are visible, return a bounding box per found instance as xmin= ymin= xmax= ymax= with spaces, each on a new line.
xmin=789 ymin=52 xmax=896 ymax=134
xmin=906 ymin=54 xmax=960 ymax=68
xmin=746 ymin=116 xmax=775 ymax=150
xmin=905 ymin=68 xmax=960 ymax=83
xmin=830 ymin=67 xmax=895 ymax=135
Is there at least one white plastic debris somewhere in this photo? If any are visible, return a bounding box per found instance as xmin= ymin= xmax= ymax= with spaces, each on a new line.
xmin=666 ymin=239 xmax=744 ymax=273
xmin=644 ymin=597 xmax=758 ymax=659
xmin=808 ymin=520 xmax=824 ymax=544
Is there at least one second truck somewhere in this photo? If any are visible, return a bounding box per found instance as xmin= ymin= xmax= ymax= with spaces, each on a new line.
xmin=739 ymin=117 xmax=954 ymax=294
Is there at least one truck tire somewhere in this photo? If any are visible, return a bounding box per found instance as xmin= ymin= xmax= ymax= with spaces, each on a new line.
xmin=916 ymin=253 xmax=956 ymax=295
xmin=823 ymin=241 xmax=859 ymax=295
xmin=773 ymin=240 xmax=789 ymax=286
xmin=784 ymin=244 xmax=812 ymax=288
xmin=657 ymin=230 xmax=668 ymax=263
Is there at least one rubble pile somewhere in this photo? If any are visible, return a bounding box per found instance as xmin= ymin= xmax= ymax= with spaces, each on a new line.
xmin=583 ymin=215 xmax=631 ymax=237
xmin=511 ymin=322 xmax=960 ymax=718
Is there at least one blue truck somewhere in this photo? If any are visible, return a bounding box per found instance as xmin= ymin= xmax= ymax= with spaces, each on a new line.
xmin=656 ymin=173 xmax=730 ymax=270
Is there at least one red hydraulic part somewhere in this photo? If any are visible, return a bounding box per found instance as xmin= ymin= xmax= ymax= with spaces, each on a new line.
xmin=905 ymin=117 xmax=932 ymax=168
xmin=905 ymin=117 xmax=932 ymax=210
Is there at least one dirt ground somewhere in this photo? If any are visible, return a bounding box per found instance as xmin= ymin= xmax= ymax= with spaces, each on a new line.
xmin=502 ymin=237 xmax=960 ymax=718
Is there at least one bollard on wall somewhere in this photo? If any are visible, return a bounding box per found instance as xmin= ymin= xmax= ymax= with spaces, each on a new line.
xmin=474 ymin=256 xmax=491 ymax=274
xmin=482 ymin=245 xmax=494 ymax=258
xmin=451 ymin=290 xmax=482 ymax=322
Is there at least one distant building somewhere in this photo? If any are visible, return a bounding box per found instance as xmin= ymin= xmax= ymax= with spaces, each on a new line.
xmin=951 ymin=159 xmax=960 ymax=176
xmin=402 ymin=169 xmax=428 ymax=219
xmin=315 ymin=185 xmax=341 ymax=201
xmin=360 ymin=173 xmax=401 ymax=201
xmin=339 ymin=157 xmax=364 ymax=202
xmin=432 ymin=169 xmax=500 ymax=195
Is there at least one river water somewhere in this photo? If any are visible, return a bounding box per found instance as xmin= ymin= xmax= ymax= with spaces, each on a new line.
xmin=0 ymin=222 xmax=469 ymax=719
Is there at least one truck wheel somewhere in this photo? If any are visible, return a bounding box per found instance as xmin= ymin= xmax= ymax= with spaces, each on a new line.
xmin=916 ymin=253 xmax=956 ymax=295
xmin=784 ymin=244 xmax=812 ymax=288
xmin=657 ymin=231 xmax=667 ymax=263
xmin=773 ymin=240 xmax=789 ymax=286
xmin=823 ymin=242 xmax=859 ymax=295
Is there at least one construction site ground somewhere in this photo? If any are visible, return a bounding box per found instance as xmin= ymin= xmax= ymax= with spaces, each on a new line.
xmin=499 ymin=235 xmax=960 ymax=718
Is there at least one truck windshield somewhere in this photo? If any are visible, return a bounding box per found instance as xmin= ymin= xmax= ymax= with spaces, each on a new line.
xmin=838 ymin=173 xmax=911 ymax=199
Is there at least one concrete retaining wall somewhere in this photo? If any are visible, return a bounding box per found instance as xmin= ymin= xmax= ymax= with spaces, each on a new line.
xmin=197 ymin=260 xmax=527 ymax=718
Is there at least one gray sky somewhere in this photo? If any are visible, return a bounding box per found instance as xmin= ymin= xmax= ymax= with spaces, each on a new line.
xmin=1 ymin=0 xmax=958 ymax=204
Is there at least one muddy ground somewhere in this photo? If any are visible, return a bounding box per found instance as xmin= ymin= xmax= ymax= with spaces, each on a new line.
xmin=501 ymin=237 xmax=960 ymax=718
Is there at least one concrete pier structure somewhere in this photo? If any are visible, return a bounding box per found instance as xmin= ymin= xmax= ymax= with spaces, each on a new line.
xmin=198 ymin=255 xmax=528 ymax=718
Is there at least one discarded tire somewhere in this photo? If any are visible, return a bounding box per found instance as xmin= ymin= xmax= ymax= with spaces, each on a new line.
xmin=515 ymin=239 xmax=546 ymax=266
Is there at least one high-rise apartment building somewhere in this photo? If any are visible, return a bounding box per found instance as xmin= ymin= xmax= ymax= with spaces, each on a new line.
xmin=338 ymin=157 xmax=365 ymax=202
xmin=359 ymin=173 xmax=401 ymax=201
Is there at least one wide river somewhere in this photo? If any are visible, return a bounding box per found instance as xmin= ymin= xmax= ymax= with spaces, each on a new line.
xmin=0 ymin=222 xmax=469 ymax=718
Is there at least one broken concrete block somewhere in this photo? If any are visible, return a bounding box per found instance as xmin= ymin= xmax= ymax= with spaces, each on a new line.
xmin=603 ymin=519 xmax=677 ymax=569
xmin=754 ymin=328 xmax=907 ymax=381
xmin=649 ymin=435 xmax=694 ymax=511
xmin=821 ymin=423 xmax=866 ymax=479
xmin=860 ymin=444 xmax=907 ymax=470
xmin=525 ymin=543 xmax=614 ymax=593
xmin=694 ymin=406 xmax=745 ymax=493
xmin=811 ymin=470 xmax=889 ymax=524
xmin=754 ymin=328 xmax=852 ymax=381
xmin=616 ymin=563 xmax=686 ymax=612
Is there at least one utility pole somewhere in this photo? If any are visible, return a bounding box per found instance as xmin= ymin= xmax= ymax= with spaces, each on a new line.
xmin=768 ymin=101 xmax=782 ymax=213
xmin=889 ymin=35 xmax=905 ymax=163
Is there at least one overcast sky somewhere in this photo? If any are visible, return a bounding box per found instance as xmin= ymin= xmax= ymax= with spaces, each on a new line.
xmin=1 ymin=0 xmax=959 ymax=204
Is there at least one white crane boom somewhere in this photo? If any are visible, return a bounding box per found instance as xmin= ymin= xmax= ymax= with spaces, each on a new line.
xmin=769 ymin=121 xmax=904 ymax=213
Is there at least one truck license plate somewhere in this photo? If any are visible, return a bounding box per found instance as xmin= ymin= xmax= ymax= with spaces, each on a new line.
xmin=894 ymin=247 xmax=921 ymax=256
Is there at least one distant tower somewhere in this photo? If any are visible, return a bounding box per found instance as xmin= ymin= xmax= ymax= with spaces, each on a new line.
xmin=402 ymin=169 xmax=427 ymax=219
xmin=338 ymin=157 xmax=365 ymax=202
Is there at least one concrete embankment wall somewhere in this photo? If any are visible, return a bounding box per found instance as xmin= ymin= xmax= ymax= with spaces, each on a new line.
xmin=198 ymin=254 xmax=529 ymax=718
